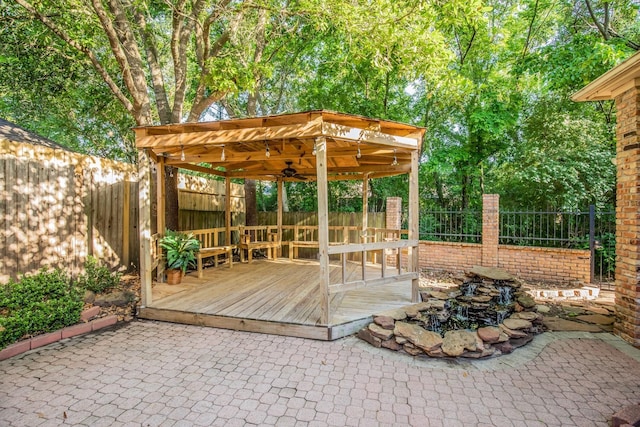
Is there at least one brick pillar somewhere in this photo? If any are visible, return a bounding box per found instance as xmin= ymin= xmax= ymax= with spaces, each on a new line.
xmin=614 ymin=81 xmax=640 ymax=347
xmin=482 ymin=194 xmax=499 ymax=267
xmin=386 ymin=197 xmax=402 ymax=230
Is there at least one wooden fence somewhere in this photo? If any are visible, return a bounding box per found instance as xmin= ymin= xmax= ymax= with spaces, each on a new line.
xmin=0 ymin=139 xmax=138 ymax=283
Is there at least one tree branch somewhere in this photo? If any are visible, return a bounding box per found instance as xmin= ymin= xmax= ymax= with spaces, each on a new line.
xmin=14 ymin=0 xmax=134 ymax=116
xmin=584 ymin=0 xmax=609 ymax=40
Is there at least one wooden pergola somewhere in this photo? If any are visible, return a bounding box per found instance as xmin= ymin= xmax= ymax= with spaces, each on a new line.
xmin=135 ymin=110 xmax=425 ymax=337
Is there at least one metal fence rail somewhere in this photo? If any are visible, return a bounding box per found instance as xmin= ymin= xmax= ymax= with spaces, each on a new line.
xmin=418 ymin=210 xmax=482 ymax=243
xmin=418 ymin=206 xmax=616 ymax=284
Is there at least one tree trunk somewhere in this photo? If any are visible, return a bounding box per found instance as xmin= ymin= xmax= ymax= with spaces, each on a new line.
xmin=245 ymin=179 xmax=257 ymax=226
xmin=165 ymin=167 xmax=180 ymax=230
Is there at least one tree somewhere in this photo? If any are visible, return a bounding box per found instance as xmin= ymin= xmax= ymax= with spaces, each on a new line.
xmin=5 ymin=0 xmax=305 ymax=228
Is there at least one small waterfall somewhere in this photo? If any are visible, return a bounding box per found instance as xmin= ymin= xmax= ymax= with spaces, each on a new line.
xmin=464 ymin=283 xmax=478 ymax=297
xmin=456 ymin=304 xmax=469 ymax=321
xmin=426 ymin=313 xmax=442 ymax=334
xmin=496 ymin=309 xmax=509 ymax=325
xmin=497 ymin=286 xmax=513 ymax=305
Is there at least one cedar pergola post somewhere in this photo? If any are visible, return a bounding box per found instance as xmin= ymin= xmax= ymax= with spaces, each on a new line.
xmin=316 ymin=136 xmax=331 ymax=325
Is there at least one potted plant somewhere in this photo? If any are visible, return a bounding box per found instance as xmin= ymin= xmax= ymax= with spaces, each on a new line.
xmin=159 ymin=230 xmax=200 ymax=285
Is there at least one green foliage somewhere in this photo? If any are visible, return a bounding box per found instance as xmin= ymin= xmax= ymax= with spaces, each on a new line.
xmin=159 ymin=230 xmax=201 ymax=273
xmin=0 ymin=269 xmax=83 ymax=349
xmin=76 ymin=256 xmax=121 ymax=294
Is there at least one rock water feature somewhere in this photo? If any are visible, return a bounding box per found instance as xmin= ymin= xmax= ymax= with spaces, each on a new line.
xmin=358 ymin=267 xmax=544 ymax=358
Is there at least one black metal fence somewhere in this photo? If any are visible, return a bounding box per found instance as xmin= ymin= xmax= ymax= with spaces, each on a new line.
xmin=499 ymin=208 xmax=615 ymax=284
xmin=418 ymin=210 xmax=482 ymax=243
xmin=418 ymin=206 xmax=616 ymax=284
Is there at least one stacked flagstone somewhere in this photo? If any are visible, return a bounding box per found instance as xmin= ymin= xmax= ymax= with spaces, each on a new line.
xmin=358 ymin=266 xmax=545 ymax=359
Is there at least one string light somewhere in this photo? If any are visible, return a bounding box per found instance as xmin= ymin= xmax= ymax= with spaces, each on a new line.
xmin=312 ymin=142 xmax=317 ymax=156
xmin=169 ymin=166 xmax=174 ymax=178
xmin=356 ymin=142 xmax=362 ymax=159
xmin=221 ymin=145 xmax=226 ymax=161
xmin=391 ymin=148 xmax=398 ymax=166
xmin=180 ymin=145 xmax=185 ymax=161
xmin=265 ymin=142 xmax=270 ymax=158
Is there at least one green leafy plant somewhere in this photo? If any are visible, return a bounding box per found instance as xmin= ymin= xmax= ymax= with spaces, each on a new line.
xmin=76 ymin=256 xmax=121 ymax=294
xmin=159 ymin=230 xmax=201 ymax=273
xmin=0 ymin=269 xmax=83 ymax=349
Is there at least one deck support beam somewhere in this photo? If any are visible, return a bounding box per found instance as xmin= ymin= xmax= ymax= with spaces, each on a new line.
xmin=225 ymin=176 xmax=231 ymax=246
xmin=156 ymin=156 xmax=166 ymax=282
xmin=409 ymin=150 xmax=420 ymax=302
xmin=138 ymin=149 xmax=153 ymax=307
xmin=277 ymin=179 xmax=283 ymax=257
xmin=316 ymin=137 xmax=331 ymax=325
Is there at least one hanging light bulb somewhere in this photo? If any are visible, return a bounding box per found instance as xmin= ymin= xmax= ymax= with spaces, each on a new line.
xmin=265 ymin=142 xmax=270 ymax=158
xmin=312 ymin=142 xmax=317 ymax=156
xmin=356 ymin=142 xmax=362 ymax=159
xmin=391 ymin=148 xmax=399 ymax=166
xmin=169 ymin=167 xmax=174 ymax=178
xmin=180 ymin=145 xmax=185 ymax=161
xmin=221 ymin=145 xmax=226 ymax=161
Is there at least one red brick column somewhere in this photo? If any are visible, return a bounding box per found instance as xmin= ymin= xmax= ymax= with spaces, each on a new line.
xmin=482 ymin=194 xmax=499 ymax=267
xmin=386 ymin=197 xmax=402 ymax=230
xmin=614 ymin=82 xmax=640 ymax=347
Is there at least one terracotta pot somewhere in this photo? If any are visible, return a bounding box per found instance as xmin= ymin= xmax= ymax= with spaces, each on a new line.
xmin=166 ymin=269 xmax=183 ymax=285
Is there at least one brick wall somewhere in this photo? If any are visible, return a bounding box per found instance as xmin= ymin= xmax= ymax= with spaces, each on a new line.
xmin=498 ymin=246 xmax=590 ymax=284
xmin=613 ymin=82 xmax=640 ymax=347
xmin=388 ymin=194 xmax=592 ymax=285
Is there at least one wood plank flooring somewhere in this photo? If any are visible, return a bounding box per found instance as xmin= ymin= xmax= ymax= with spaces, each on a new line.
xmin=146 ymin=258 xmax=412 ymax=330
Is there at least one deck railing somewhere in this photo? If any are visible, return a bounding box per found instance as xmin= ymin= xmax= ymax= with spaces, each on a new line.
xmin=178 ymin=225 xmax=415 ymax=294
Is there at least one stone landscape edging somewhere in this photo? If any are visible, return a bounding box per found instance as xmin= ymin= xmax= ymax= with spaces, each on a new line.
xmin=0 ymin=312 xmax=118 ymax=361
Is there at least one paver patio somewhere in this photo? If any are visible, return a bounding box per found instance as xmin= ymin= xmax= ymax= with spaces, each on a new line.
xmin=1 ymin=321 xmax=639 ymax=426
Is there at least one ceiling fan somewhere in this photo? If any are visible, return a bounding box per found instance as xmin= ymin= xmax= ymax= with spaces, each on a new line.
xmin=281 ymin=161 xmax=308 ymax=180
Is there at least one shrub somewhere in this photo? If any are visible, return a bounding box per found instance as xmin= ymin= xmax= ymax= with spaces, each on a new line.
xmin=0 ymin=269 xmax=83 ymax=349
xmin=76 ymin=256 xmax=121 ymax=294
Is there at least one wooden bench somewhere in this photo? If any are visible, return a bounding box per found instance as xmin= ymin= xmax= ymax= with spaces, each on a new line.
xmin=289 ymin=240 xmax=319 ymax=259
xmin=239 ymin=232 xmax=280 ymax=263
xmin=197 ymin=245 xmax=234 ymax=278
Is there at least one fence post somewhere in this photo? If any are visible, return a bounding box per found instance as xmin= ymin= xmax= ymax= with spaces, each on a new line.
xmin=482 ymin=194 xmax=500 ymax=267
xmin=589 ymin=204 xmax=595 ymax=284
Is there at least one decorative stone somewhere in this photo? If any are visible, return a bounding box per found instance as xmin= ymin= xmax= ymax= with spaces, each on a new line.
xmin=536 ymin=305 xmax=550 ymax=313
xmin=575 ymin=314 xmax=615 ymax=325
xmin=502 ymin=317 xmax=533 ymax=329
xmin=373 ymin=315 xmax=396 ymax=330
xmin=516 ymin=294 xmax=536 ymax=309
xmin=471 ymin=295 xmax=493 ymax=303
xmin=403 ymin=343 xmax=423 ymax=356
xmin=394 ymin=322 xmax=443 ymax=352
xmin=357 ymin=328 xmax=382 ymax=348
xmin=368 ymin=323 xmax=394 ymax=340
xmin=94 ymin=291 xmax=131 ymax=307
xmin=511 ymin=312 xmax=538 ymax=322
xmin=509 ymin=334 xmax=534 ymax=348
xmin=497 ymin=332 xmax=509 ymax=342
xmin=469 ymin=266 xmax=515 ymax=281
xmin=395 ymin=336 xmax=407 ymax=345
xmin=543 ymin=317 xmax=602 ymax=332
xmin=381 ymin=338 xmax=403 ymax=351
xmin=426 ymin=291 xmax=450 ymax=300
xmin=381 ymin=308 xmax=407 ymax=321
xmin=477 ymin=327 xmax=501 ymax=343
xmin=441 ymin=330 xmax=477 ymax=357
xmin=424 ymin=299 xmax=447 ymax=310
xmin=499 ymin=324 xmax=528 ymax=338
xmin=83 ymin=290 xmax=96 ymax=304
xmin=493 ymin=341 xmax=513 ymax=354
xmin=404 ymin=302 xmax=432 ymax=318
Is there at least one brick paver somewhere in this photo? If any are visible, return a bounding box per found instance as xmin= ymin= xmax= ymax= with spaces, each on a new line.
xmin=1 ymin=321 xmax=639 ymax=426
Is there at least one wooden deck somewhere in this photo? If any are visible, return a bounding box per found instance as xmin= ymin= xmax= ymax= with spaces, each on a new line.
xmin=138 ymin=258 xmax=412 ymax=340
